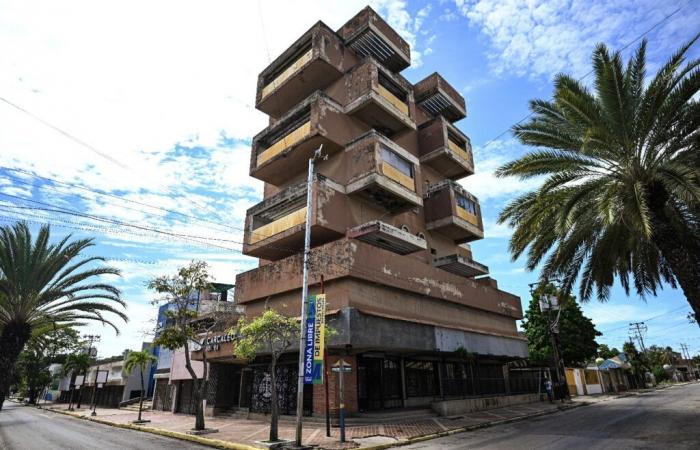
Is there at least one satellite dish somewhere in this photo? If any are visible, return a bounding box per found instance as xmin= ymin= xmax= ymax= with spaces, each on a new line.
xmin=595 ymin=357 xmax=604 ymax=365
xmin=663 ymin=364 xmax=672 ymax=371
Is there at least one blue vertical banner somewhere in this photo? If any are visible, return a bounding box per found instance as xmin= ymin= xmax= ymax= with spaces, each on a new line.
xmin=312 ymin=294 xmax=326 ymax=384
xmin=303 ymin=295 xmax=317 ymax=384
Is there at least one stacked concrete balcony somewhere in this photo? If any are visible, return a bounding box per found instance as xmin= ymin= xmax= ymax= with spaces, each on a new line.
xmin=414 ymin=73 xmax=467 ymax=123
xmin=418 ymin=116 xmax=474 ymax=180
xmin=256 ymin=23 xmax=346 ymax=118
xmin=243 ymin=179 xmax=347 ymax=260
xmin=433 ymin=245 xmax=489 ymax=278
xmin=250 ymin=94 xmax=355 ymax=185
xmin=345 ymin=59 xmax=415 ymax=135
xmin=423 ymin=180 xmax=484 ymax=243
xmin=344 ymin=131 xmax=422 ymax=213
xmin=337 ymin=6 xmax=410 ymax=72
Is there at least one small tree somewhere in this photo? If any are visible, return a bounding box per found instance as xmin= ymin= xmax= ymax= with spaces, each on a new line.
xmin=124 ymin=349 xmax=157 ymax=422
xmin=149 ymin=260 xmax=234 ymax=431
xmin=522 ymin=284 xmax=601 ymax=367
xmin=14 ymin=326 xmax=80 ymax=404
xmin=63 ymin=353 xmax=91 ymax=410
xmin=232 ymin=309 xmax=299 ymax=443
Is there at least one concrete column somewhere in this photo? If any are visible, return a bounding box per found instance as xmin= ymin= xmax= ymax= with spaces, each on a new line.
xmin=170 ymin=382 xmax=179 ymax=413
xmin=503 ymin=364 xmax=510 ymax=395
xmin=399 ymin=357 xmax=407 ymax=402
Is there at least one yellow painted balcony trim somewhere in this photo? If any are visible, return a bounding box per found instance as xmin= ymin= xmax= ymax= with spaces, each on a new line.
xmin=256 ymin=121 xmax=312 ymax=167
xmin=377 ymin=84 xmax=409 ymax=116
xmin=249 ymin=207 xmax=307 ymax=245
xmin=456 ymin=206 xmax=479 ymax=226
xmin=381 ymin=162 xmax=415 ymax=191
xmin=261 ymin=49 xmax=314 ymax=99
xmin=447 ymin=138 xmax=471 ymax=164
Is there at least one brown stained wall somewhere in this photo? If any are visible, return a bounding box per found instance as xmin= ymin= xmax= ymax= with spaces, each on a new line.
xmin=418 ymin=119 xmax=446 ymax=157
xmin=424 ymin=187 xmax=453 ymax=222
xmin=337 ymin=7 xmax=410 ymax=64
xmin=236 ymin=238 xmax=522 ymax=320
xmin=345 ymin=279 xmax=519 ymax=337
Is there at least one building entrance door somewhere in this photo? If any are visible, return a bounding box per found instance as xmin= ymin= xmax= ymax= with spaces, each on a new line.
xmin=358 ymin=356 xmax=403 ymax=411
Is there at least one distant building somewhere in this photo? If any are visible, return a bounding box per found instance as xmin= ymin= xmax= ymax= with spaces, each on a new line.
xmin=150 ymin=282 xmax=236 ymax=414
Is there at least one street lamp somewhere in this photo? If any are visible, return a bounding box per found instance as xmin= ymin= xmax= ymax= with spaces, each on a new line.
xmin=530 ymin=281 xmax=570 ymax=401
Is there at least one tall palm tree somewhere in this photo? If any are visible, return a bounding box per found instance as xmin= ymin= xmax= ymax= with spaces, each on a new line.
xmin=497 ymin=36 xmax=700 ymax=323
xmin=123 ymin=349 xmax=157 ymax=422
xmin=62 ymin=352 xmax=91 ymax=411
xmin=0 ymin=222 xmax=127 ymax=406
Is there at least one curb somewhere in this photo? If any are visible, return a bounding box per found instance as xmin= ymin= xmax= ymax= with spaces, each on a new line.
xmin=359 ymin=402 xmax=587 ymax=450
xmin=39 ymin=406 xmax=260 ymax=450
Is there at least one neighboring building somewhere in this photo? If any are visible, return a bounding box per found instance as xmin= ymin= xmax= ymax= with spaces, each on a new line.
xmin=196 ymin=7 xmax=528 ymax=417
xmin=56 ymin=343 xmax=154 ymax=407
xmin=150 ymin=283 xmax=237 ymax=413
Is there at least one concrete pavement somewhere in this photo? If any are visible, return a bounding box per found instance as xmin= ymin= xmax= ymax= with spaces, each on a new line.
xmin=402 ymin=383 xmax=700 ymax=449
xmin=0 ymin=401 xmax=209 ymax=450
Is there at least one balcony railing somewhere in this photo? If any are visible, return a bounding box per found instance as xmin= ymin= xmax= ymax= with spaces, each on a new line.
xmin=338 ymin=6 xmax=410 ymax=72
xmin=260 ymin=48 xmax=313 ymax=100
xmin=256 ymin=121 xmax=311 ymax=168
xmin=418 ymin=117 xmax=474 ymax=180
xmin=345 ymin=131 xmax=422 ymax=213
xmin=414 ymin=73 xmax=466 ymax=123
xmin=249 ymin=207 xmax=307 ymax=245
xmin=424 ymin=180 xmax=483 ymax=243
xmin=256 ymin=23 xmax=345 ymax=118
xmin=347 ymin=220 xmax=427 ymax=255
xmin=345 ymin=60 xmax=415 ymax=134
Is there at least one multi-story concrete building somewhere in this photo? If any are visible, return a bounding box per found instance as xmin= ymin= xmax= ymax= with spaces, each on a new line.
xmin=202 ymin=6 xmax=527 ymax=416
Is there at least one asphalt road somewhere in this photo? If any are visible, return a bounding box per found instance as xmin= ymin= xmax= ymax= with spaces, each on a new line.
xmin=0 ymin=401 xmax=208 ymax=450
xmin=405 ymin=383 xmax=700 ymax=450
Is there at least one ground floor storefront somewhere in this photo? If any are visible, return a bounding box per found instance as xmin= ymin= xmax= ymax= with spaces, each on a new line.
xmin=153 ymin=309 xmax=533 ymax=417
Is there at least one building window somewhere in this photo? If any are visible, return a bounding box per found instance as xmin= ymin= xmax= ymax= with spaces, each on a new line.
xmin=405 ymin=360 xmax=438 ymax=397
xmin=380 ymin=147 xmax=413 ymax=179
xmin=456 ymin=195 xmax=477 ymax=215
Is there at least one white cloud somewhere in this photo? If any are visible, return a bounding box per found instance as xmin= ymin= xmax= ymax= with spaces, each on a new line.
xmin=454 ymin=0 xmax=700 ymax=80
xmin=0 ymin=0 xmax=433 ymax=356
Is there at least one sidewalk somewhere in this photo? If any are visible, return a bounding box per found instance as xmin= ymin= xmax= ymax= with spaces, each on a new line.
xmin=41 ymin=399 xmax=581 ymax=450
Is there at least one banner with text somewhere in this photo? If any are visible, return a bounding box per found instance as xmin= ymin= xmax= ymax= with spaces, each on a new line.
xmin=303 ymin=294 xmax=326 ymax=384
xmin=312 ymin=294 xmax=326 ymax=385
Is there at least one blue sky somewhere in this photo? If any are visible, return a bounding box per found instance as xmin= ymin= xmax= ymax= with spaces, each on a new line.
xmin=1 ymin=0 xmax=699 ymax=358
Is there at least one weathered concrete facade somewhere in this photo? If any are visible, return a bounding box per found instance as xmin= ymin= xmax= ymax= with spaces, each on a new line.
xmin=216 ymin=7 xmax=527 ymax=416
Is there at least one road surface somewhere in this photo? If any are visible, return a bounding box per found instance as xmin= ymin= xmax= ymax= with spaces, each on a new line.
xmin=0 ymin=401 xmax=208 ymax=450
xmin=404 ymin=383 xmax=700 ymax=450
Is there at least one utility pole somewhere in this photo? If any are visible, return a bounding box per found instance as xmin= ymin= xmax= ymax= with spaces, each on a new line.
xmin=629 ymin=322 xmax=647 ymax=353
xmin=679 ymin=343 xmax=696 ymax=380
xmin=529 ymin=280 xmax=569 ymax=401
xmin=295 ymin=145 xmax=325 ymax=447
xmin=76 ymin=334 xmax=99 ymax=409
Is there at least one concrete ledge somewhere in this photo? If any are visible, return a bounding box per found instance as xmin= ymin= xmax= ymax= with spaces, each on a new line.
xmin=431 ymin=394 xmax=540 ymax=416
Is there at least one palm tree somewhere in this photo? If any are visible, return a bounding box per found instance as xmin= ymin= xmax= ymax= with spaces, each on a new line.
xmin=0 ymin=222 xmax=127 ymax=407
xmin=123 ymin=349 xmax=157 ymax=422
xmin=497 ymin=36 xmax=700 ymax=322
xmin=62 ymin=352 xmax=91 ymax=411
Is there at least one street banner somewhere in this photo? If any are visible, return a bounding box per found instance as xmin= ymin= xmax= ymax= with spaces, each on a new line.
xmin=312 ymin=294 xmax=326 ymax=385
xmin=303 ymin=295 xmax=317 ymax=384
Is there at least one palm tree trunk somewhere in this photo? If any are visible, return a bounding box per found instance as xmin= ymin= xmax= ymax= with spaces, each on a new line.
xmin=269 ymin=359 xmax=278 ymax=442
xmin=652 ymin=213 xmax=700 ymax=327
xmin=0 ymin=320 xmax=31 ymax=397
xmin=138 ymin=370 xmax=144 ymax=422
